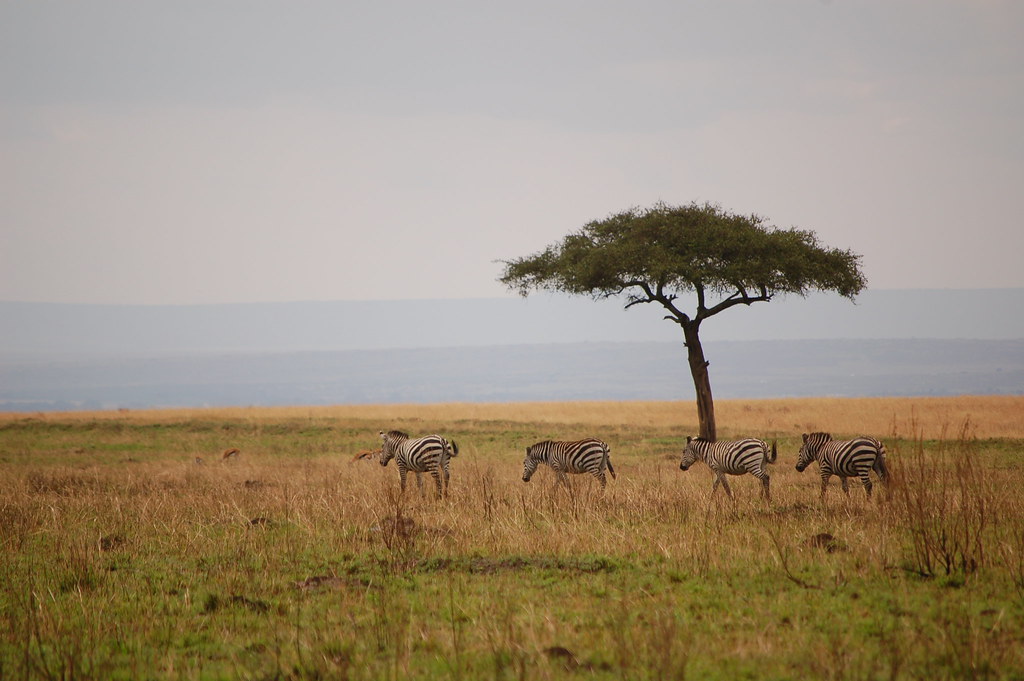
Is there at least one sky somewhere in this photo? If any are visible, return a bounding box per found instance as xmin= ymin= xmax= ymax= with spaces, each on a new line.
xmin=2 ymin=1 xmax=1022 ymax=305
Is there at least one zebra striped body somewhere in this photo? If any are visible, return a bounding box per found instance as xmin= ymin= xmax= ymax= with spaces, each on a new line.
xmin=795 ymin=432 xmax=888 ymax=499
xmin=379 ymin=430 xmax=459 ymax=497
xmin=522 ymin=439 xmax=616 ymax=489
xmin=679 ymin=436 xmax=777 ymax=499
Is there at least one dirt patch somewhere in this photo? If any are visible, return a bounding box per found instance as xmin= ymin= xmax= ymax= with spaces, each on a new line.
xmin=203 ymin=593 xmax=270 ymax=614
xmin=294 ymin=575 xmax=346 ymax=591
xmin=417 ymin=555 xmax=619 ymax=575
xmin=543 ymin=646 xmax=611 ymax=672
xmin=806 ymin=532 xmax=845 ymax=553
xmin=98 ymin=534 xmax=126 ymax=551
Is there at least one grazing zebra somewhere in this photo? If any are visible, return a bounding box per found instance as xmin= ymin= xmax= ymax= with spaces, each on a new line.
xmin=795 ymin=432 xmax=889 ymax=499
xmin=522 ymin=438 xmax=616 ymax=489
xmin=379 ymin=430 xmax=459 ymax=497
xmin=679 ymin=436 xmax=777 ymax=500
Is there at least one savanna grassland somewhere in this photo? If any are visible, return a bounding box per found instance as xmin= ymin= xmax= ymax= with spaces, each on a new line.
xmin=2 ymin=396 xmax=1023 ymax=680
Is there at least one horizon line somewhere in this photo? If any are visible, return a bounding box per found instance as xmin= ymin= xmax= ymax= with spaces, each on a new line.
xmin=3 ymin=286 xmax=1024 ymax=308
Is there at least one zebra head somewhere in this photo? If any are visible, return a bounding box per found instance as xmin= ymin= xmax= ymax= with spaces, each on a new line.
xmin=679 ymin=436 xmax=705 ymax=471
xmin=378 ymin=430 xmax=408 ymax=467
xmin=796 ymin=432 xmax=831 ymax=472
xmin=522 ymin=444 xmax=542 ymax=482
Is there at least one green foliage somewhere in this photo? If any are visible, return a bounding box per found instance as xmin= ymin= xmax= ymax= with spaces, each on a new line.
xmin=500 ymin=202 xmax=866 ymax=320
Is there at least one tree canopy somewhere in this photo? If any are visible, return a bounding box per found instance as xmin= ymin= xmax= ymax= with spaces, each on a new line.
xmin=500 ymin=202 xmax=866 ymax=326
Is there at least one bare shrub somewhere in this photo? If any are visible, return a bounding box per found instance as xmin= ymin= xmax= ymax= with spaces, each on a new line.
xmin=370 ymin=488 xmax=421 ymax=568
xmin=890 ymin=419 xmax=991 ymax=580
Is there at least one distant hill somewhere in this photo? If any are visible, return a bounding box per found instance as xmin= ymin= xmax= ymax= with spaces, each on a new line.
xmin=2 ymin=339 xmax=1022 ymax=412
xmin=2 ymin=290 xmax=1022 ymax=411
xmin=2 ymin=289 xmax=1024 ymax=357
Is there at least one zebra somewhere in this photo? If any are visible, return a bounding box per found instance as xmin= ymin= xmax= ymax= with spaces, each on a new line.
xmin=378 ymin=430 xmax=459 ymax=497
xmin=795 ymin=432 xmax=889 ymax=499
xmin=679 ymin=436 xmax=777 ymax=500
xmin=521 ymin=438 xmax=616 ymax=489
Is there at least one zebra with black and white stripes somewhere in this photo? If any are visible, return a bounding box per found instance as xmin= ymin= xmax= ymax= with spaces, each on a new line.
xmin=522 ymin=438 xmax=616 ymax=489
xmin=795 ymin=432 xmax=889 ymax=499
xmin=679 ymin=436 xmax=777 ymax=500
xmin=379 ymin=430 xmax=459 ymax=497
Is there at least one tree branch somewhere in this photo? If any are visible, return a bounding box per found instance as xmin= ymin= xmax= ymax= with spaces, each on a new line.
xmin=654 ymin=282 xmax=690 ymax=325
xmin=695 ymin=283 xmax=707 ymax=315
xmin=703 ymin=286 xmax=772 ymax=318
xmin=621 ymin=280 xmax=656 ymax=309
xmin=616 ymin=279 xmax=691 ymax=325
xmin=766 ymin=526 xmax=821 ymax=590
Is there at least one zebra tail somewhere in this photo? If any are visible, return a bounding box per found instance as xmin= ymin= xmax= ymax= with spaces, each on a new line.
xmin=768 ymin=440 xmax=778 ymax=464
xmin=874 ymin=443 xmax=889 ymax=482
xmin=448 ymin=439 xmax=459 ymax=457
xmin=604 ymin=444 xmax=616 ymax=479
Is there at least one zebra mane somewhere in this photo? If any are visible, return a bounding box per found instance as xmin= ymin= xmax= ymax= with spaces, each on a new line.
xmin=526 ymin=441 xmax=553 ymax=458
xmin=383 ymin=430 xmax=409 ymax=439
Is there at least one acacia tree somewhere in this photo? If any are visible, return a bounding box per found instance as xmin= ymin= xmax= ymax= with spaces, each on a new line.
xmin=499 ymin=202 xmax=866 ymax=440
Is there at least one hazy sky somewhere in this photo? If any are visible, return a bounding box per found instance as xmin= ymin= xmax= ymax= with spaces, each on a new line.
xmin=2 ymin=1 xmax=1022 ymax=305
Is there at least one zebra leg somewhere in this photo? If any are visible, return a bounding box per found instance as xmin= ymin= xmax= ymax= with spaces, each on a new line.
xmin=717 ymin=473 xmax=734 ymax=499
xmin=819 ymin=473 xmax=831 ymax=500
xmin=415 ymin=471 xmax=424 ymax=494
xmin=431 ymin=468 xmax=443 ymax=499
xmin=555 ymin=469 xmax=569 ymax=487
xmin=756 ymin=471 xmax=770 ymax=501
xmin=860 ymin=471 xmax=874 ymax=498
xmin=840 ymin=477 xmax=850 ymax=496
xmin=593 ymin=469 xmax=607 ymax=489
xmin=399 ymin=467 xmax=408 ymax=493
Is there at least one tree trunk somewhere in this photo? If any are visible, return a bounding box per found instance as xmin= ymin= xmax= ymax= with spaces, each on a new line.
xmin=683 ymin=322 xmax=717 ymax=441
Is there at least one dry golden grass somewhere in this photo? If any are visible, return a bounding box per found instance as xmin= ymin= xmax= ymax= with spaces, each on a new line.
xmin=2 ymin=397 xmax=1023 ymax=678
xmin=5 ymin=394 xmax=1022 ymax=439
